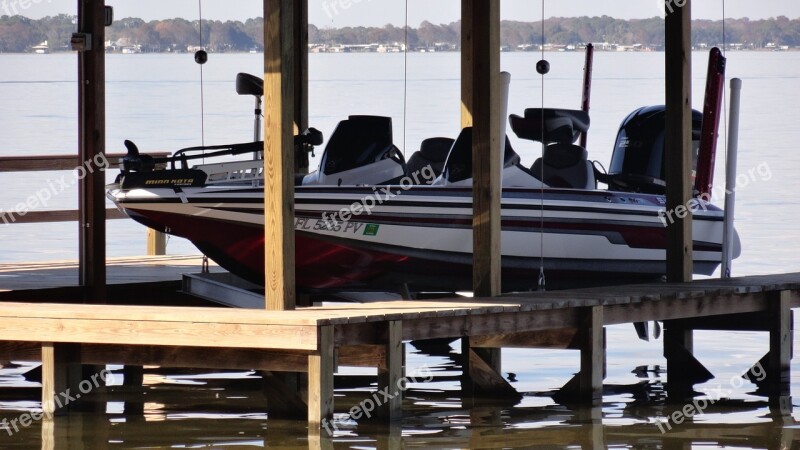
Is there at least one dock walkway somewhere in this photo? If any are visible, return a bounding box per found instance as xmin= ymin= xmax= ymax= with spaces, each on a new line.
xmin=0 ymin=272 xmax=798 ymax=425
xmin=0 ymin=255 xmax=218 ymax=292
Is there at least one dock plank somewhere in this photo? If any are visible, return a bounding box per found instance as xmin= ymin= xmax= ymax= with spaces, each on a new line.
xmin=0 ymin=255 xmax=223 ymax=292
xmin=0 ymin=317 xmax=318 ymax=351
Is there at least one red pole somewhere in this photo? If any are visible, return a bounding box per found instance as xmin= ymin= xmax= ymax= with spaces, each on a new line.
xmin=579 ymin=43 xmax=594 ymax=148
xmin=694 ymin=47 xmax=726 ymax=198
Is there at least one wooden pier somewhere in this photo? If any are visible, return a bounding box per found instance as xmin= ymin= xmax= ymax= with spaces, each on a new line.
xmin=0 ymin=255 xmax=216 ymax=292
xmin=0 ymin=272 xmax=797 ymax=426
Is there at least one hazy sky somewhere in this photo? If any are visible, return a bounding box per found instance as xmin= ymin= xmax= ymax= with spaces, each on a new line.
xmin=8 ymin=0 xmax=800 ymax=25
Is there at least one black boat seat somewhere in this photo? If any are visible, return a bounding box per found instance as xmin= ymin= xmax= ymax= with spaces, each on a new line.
xmin=236 ymin=73 xmax=264 ymax=97
xmin=510 ymin=108 xmax=590 ymax=145
xmin=406 ymin=137 xmax=454 ymax=182
xmin=321 ymin=115 xmax=397 ymax=175
xmin=531 ymin=143 xmax=595 ymax=189
xmin=441 ymin=127 xmax=521 ymax=184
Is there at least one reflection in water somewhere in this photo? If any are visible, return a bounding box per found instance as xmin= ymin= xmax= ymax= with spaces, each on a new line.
xmin=0 ymin=341 xmax=797 ymax=449
xmin=19 ymin=397 xmax=799 ymax=449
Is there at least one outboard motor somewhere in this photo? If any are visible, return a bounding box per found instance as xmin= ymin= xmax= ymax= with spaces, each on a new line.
xmin=607 ymin=105 xmax=702 ymax=195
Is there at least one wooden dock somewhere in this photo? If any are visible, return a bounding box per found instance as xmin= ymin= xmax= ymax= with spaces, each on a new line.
xmin=0 ymin=272 xmax=797 ymax=426
xmin=0 ymin=255 xmax=218 ymax=292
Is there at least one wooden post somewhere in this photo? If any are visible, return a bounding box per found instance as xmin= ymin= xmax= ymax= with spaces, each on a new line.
xmin=664 ymin=0 xmax=693 ymax=282
xmin=308 ymin=326 xmax=334 ymax=427
xmin=377 ymin=321 xmax=403 ymax=420
xmin=262 ymin=371 xmax=308 ymax=419
xmin=664 ymin=321 xmax=693 ymax=399
xmin=122 ymin=364 xmax=144 ymax=415
xmin=555 ymin=307 xmax=604 ymax=405
xmin=460 ymin=0 xmax=503 ymax=392
xmin=308 ymin=428 xmax=335 ymax=450
xmin=663 ymin=320 xmax=713 ymax=400
xmin=77 ymin=0 xmax=107 ymax=301
xmin=146 ymin=229 xmax=166 ymax=256
xmin=293 ymin=0 xmax=310 ymax=174
xmin=461 ymin=342 xmax=520 ymax=401
xmin=461 ymin=0 xmax=501 ymax=297
xmin=41 ymin=416 xmax=55 ymax=450
xmin=264 ymin=0 xmax=297 ymax=310
xmin=578 ymin=306 xmax=604 ymax=405
xmin=767 ymin=291 xmax=791 ymax=399
xmin=42 ymin=343 xmax=81 ymax=416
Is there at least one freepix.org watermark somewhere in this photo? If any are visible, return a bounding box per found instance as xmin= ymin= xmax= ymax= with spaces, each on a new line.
xmin=321 ymin=365 xmax=433 ymax=436
xmin=1 ymin=0 xmax=52 ymax=16
xmin=658 ymin=162 xmax=772 ymax=226
xmin=656 ymin=0 xmax=688 ymax=18
xmin=321 ymin=0 xmax=373 ymax=20
xmin=1 ymin=368 xmax=113 ymax=436
xmin=654 ymin=361 xmax=766 ymax=433
xmin=0 ymin=154 xmax=109 ymax=226
xmin=319 ymin=165 xmax=436 ymax=230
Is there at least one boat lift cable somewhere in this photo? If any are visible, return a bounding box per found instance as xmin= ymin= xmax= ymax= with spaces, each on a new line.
xmin=402 ymin=0 xmax=408 ymax=156
xmin=195 ymin=0 xmax=207 ymax=150
xmin=721 ymin=0 xmax=731 ymax=278
xmin=536 ymin=0 xmax=547 ymax=291
xmin=721 ymin=0 xmax=728 ymax=200
xmin=196 ymin=0 xmax=209 ymax=271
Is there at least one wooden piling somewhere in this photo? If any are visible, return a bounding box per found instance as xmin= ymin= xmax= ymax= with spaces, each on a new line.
xmin=577 ymin=306 xmax=604 ymax=405
xmin=41 ymin=343 xmax=81 ymax=416
xmin=146 ymin=229 xmax=167 ymax=256
xmin=263 ymin=0 xmax=298 ymax=311
xmin=77 ymin=0 xmax=107 ymax=301
xmin=308 ymin=325 xmax=334 ymax=426
xmin=460 ymin=0 xmax=504 ymax=394
xmin=461 ymin=0 xmax=502 ymax=297
xmin=663 ymin=320 xmax=713 ymax=399
xmin=377 ymin=321 xmax=403 ymax=420
xmin=664 ymin=0 xmax=693 ymax=282
xmin=767 ymin=290 xmax=791 ymax=398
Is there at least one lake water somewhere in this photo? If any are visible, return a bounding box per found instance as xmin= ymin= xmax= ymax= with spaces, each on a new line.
xmin=1 ymin=51 xmax=800 ymax=448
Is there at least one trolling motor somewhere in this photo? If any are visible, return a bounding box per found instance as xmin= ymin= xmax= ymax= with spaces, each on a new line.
xmin=122 ymin=140 xmax=154 ymax=172
xmin=236 ymin=72 xmax=316 ymax=169
xmin=119 ymin=73 xmax=323 ymax=179
xmin=120 ymin=130 xmax=323 ymax=175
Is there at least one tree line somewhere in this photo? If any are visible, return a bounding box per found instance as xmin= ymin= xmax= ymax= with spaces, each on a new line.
xmin=1 ymin=14 xmax=799 ymax=53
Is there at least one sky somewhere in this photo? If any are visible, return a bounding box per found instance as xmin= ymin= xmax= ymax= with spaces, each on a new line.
xmin=5 ymin=0 xmax=800 ymax=25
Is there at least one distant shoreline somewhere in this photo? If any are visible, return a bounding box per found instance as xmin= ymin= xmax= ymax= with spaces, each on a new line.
xmin=3 ymin=15 xmax=799 ymax=55
xmin=2 ymin=48 xmax=796 ymax=55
